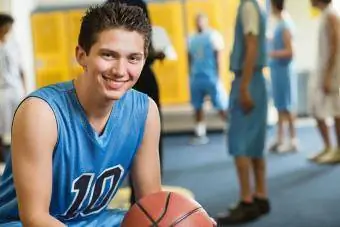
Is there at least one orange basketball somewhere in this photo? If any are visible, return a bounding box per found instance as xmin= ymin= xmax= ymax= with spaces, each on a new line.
xmin=121 ymin=191 xmax=215 ymax=227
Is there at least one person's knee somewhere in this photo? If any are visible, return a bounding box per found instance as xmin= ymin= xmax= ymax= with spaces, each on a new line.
xmin=252 ymin=158 xmax=265 ymax=171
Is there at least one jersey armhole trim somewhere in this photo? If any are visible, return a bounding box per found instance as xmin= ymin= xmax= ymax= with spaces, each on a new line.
xmin=12 ymin=96 xmax=60 ymax=153
xmin=137 ymin=95 xmax=151 ymax=152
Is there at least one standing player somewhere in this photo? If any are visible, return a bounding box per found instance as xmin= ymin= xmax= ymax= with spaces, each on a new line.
xmin=268 ymin=0 xmax=298 ymax=153
xmin=0 ymin=2 xmax=161 ymax=226
xmin=188 ymin=13 xmax=228 ymax=145
xmin=217 ymin=0 xmax=270 ymax=224
xmin=309 ymin=0 xmax=340 ymax=164
xmin=0 ymin=14 xmax=26 ymax=163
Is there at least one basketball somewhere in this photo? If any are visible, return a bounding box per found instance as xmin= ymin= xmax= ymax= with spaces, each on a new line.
xmin=121 ymin=191 xmax=215 ymax=227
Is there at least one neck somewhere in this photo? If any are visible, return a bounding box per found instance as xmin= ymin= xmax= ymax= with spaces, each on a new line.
xmin=74 ymin=74 xmax=114 ymax=122
xmin=274 ymin=10 xmax=283 ymax=19
xmin=198 ymin=28 xmax=205 ymax=33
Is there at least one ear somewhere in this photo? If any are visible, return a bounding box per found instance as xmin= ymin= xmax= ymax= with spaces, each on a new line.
xmin=75 ymin=45 xmax=87 ymax=70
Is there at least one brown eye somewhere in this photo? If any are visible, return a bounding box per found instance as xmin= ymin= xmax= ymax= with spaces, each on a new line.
xmin=101 ymin=52 xmax=114 ymax=60
xmin=129 ymin=55 xmax=142 ymax=64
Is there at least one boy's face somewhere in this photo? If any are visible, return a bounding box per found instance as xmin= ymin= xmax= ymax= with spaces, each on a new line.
xmin=76 ymin=28 xmax=145 ymax=101
xmin=0 ymin=23 xmax=12 ymax=42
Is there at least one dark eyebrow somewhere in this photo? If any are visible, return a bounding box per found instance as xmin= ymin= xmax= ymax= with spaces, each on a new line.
xmin=99 ymin=48 xmax=143 ymax=57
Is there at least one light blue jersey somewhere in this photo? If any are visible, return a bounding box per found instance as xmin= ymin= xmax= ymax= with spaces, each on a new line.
xmin=188 ymin=30 xmax=219 ymax=81
xmin=0 ymin=81 xmax=149 ymax=226
xmin=269 ymin=17 xmax=297 ymax=111
xmin=230 ymin=0 xmax=267 ymax=72
xmin=188 ymin=30 xmax=228 ymax=110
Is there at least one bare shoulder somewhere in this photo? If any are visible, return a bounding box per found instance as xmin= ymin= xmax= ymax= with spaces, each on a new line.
xmin=147 ymin=97 xmax=160 ymax=119
xmin=14 ymin=97 xmax=56 ymax=125
xmin=13 ymin=97 xmax=58 ymax=149
xmin=144 ymin=97 xmax=161 ymax=136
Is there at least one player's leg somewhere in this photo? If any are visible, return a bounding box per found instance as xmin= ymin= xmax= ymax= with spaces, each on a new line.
xmin=251 ymin=158 xmax=270 ymax=215
xmin=217 ymin=75 xmax=262 ymax=224
xmin=209 ymin=80 xmax=228 ymax=121
xmin=309 ymin=90 xmax=333 ymax=161
xmin=269 ymin=111 xmax=284 ymax=151
xmin=317 ymin=95 xmax=340 ymax=164
xmin=286 ymin=111 xmax=298 ymax=150
xmin=249 ymin=72 xmax=270 ymax=214
xmin=276 ymin=66 xmax=298 ymax=153
xmin=269 ymin=65 xmax=297 ymax=152
xmin=190 ymin=80 xmax=209 ymax=145
xmin=268 ymin=65 xmax=283 ymax=151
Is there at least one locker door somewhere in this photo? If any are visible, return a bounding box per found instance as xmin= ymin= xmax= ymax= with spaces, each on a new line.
xmin=66 ymin=10 xmax=85 ymax=80
xmin=31 ymin=11 xmax=70 ymax=88
xmin=149 ymin=0 xmax=189 ymax=105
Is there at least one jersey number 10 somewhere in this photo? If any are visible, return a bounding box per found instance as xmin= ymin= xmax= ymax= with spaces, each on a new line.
xmin=59 ymin=165 xmax=124 ymax=220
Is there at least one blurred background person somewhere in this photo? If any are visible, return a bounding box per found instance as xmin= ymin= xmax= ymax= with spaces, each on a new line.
xmin=308 ymin=0 xmax=340 ymax=164
xmin=217 ymin=0 xmax=270 ymax=224
xmin=0 ymin=13 xmax=26 ymax=163
xmin=268 ymin=0 xmax=298 ymax=153
xmin=187 ymin=13 xmax=228 ymax=145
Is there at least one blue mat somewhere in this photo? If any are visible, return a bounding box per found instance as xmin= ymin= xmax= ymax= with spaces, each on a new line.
xmin=162 ymin=126 xmax=340 ymax=227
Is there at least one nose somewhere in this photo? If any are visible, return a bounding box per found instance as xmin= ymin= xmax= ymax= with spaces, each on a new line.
xmin=112 ymin=59 xmax=127 ymax=78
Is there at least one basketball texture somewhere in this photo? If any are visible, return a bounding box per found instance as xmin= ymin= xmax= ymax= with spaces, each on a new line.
xmin=121 ymin=191 xmax=215 ymax=227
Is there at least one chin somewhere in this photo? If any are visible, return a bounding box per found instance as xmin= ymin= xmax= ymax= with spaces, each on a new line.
xmin=103 ymin=90 xmax=128 ymax=101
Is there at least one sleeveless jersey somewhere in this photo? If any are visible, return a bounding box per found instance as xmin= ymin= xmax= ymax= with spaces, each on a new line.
xmin=0 ymin=81 xmax=149 ymax=224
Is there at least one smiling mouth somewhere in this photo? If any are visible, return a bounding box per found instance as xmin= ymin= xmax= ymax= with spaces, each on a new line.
xmin=101 ymin=74 xmax=129 ymax=90
xmin=101 ymin=74 xmax=128 ymax=83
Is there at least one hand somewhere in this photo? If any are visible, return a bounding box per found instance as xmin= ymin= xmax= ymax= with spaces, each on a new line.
xmin=240 ymin=87 xmax=254 ymax=114
xmin=323 ymin=75 xmax=332 ymax=95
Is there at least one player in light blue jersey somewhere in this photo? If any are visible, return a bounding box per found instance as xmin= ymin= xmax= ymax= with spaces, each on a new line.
xmin=188 ymin=13 xmax=228 ymax=145
xmin=217 ymin=0 xmax=270 ymax=225
xmin=268 ymin=0 xmax=298 ymax=153
xmin=0 ymin=2 xmax=161 ymax=226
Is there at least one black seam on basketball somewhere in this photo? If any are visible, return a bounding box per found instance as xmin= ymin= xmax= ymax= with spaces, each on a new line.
xmin=136 ymin=202 xmax=158 ymax=226
xmin=169 ymin=207 xmax=203 ymax=227
xmin=154 ymin=192 xmax=172 ymax=224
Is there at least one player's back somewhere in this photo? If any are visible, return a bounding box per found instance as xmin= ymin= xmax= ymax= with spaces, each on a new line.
xmin=0 ymin=81 xmax=149 ymax=226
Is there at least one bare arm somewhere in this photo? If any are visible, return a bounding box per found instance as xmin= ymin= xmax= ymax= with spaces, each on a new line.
xmin=324 ymin=13 xmax=339 ymax=80
xmin=240 ymin=1 xmax=259 ymax=90
xmin=131 ymin=98 xmax=162 ymax=201
xmin=188 ymin=53 xmax=192 ymax=75
xmin=241 ymin=35 xmax=258 ymax=90
xmin=12 ymin=98 xmax=65 ymax=227
xmin=270 ymin=29 xmax=293 ymax=59
xmin=215 ymin=50 xmax=223 ymax=77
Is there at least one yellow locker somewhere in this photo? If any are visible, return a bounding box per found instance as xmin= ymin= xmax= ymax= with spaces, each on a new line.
xmin=31 ymin=11 xmax=70 ymax=88
xmin=148 ymin=1 xmax=189 ymax=105
xmin=66 ymin=10 xmax=86 ymax=79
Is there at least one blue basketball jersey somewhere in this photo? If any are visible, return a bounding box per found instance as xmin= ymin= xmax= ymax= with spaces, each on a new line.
xmin=230 ymin=0 xmax=267 ymax=72
xmin=270 ymin=17 xmax=294 ymax=66
xmin=188 ymin=30 xmax=219 ymax=81
xmin=0 ymin=81 xmax=149 ymax=226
